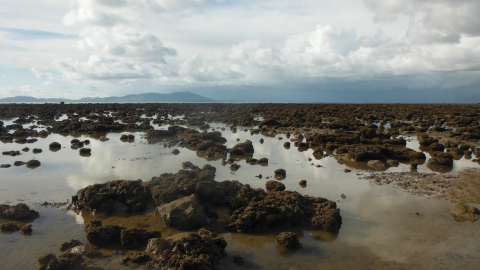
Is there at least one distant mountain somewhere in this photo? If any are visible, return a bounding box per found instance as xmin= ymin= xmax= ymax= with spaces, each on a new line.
xmin=0 ymin=91 xmax=217 ymax=103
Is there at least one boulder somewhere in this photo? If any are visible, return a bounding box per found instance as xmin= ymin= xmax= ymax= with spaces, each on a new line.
xmin=157 ymin=194 xmax=207 ymax=230
xmin=276 ymin=232 xmax=302 ymax=250
xmin=265 ymin=181 xmax=286 ymax=192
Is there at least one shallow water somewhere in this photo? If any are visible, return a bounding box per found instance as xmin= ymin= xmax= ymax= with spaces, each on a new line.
xmin=1 ymin=119 xmax=480 ymax=269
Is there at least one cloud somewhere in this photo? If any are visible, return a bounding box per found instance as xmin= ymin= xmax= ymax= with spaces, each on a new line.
xmin=179 ymin=54 xmax=244 ymax=83
xmin=365 ymin=0 xmax=480 ymax=43
xmin=31 ymin=68 xmax=54 ymax=80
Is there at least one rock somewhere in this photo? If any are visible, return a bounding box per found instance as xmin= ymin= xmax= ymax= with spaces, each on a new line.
xmin=171 ymin=149 xmax=180 ymax=155
xmin=14 ymin=161 xmax=26 ymax=166
xmin=36 ymin=252 xmax=104 ymax=270
xmin=259 ymin=138 xmax=264 ymax=144
xmin=74 ymin=179 xmax=152 ymax=214
xmin=0 ymin=222 xmax=20 ymax=232
xmin=429 ymin=143 xmax=445 ymax=152
xmin=276 ymin=232 xmax=302 ymax=250
xmin=61 ymin=239 xmax=83 ymax=251
xmin=427 ymin=157 xmax=453 ymax=167
xmin=84 ymin=220 xmax=124 ymax=247
xmin=230 ymin=163 xmax=241 ymax=171
xmin=121 ymin=228 xmax=161 ymax=249
xmin=20 ymin=224 xmax=33 ymax=234
xmin=22 ymin=147 xmax=30 ymax=152
xmin=410 ymin=163 xmax=418 ymax=169
xmin=229 ymin=140 xmax=254 ymax=156
xmin=49 ymin=142 xmax=61 ymax=149
xmin=145 ymin=238 xmax=171 ymax=254
xmin=33 ymin=148 xmax=42 ymax=154
xmin=228 ymin=191 xmax=341 ymax=233
xmin=233 ymin=255 xmax=244 ymax=265
xmin=152 ymin=233 xmax=227 ymax=270
xmin=0 ymin=164 xmax=11 ymax=168
xmin=299 ymin=180 xmax=307 ymax=187
xmin=274 ymin=168 xmax=287 ymax=180
xmin=450 ymin=203 xmax=479 ymax=222
xmin=99 ymin=136 xmax=109 ymax=142
xmin=265 ymin=181 xmax=286 ymax=192
xmin=71 ymin=139 xmax=80 ymax=144
xmin=0 ymin=203 xmax=40 ymax=220
xmin=341 ymin=194 xmax=346 ymax=199
xmin=367 ymin=160 xmax=387 ymax=170
xmin=156 ymin=194 xmax=207 ymax=230
xmin=26 ymin=159 xmax=41 ymax=168
xmin=344 ymin=168 xmax=351 ymax=173
xmin=79 ymin=148 xmax=91 ymax=154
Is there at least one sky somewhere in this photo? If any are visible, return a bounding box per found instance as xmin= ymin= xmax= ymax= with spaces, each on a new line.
xmin=0 ymin=0 xmax=479 ymax=102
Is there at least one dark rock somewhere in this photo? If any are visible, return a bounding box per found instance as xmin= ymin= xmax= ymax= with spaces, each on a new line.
xmin=84 ymin=220 xmax=124 ymax=247
xmin=0 ymin=222 xmax=20 ymax=232
xmin=230 ymin=163 xmax=241 ymax=171
xmin=33 ymin=148 xmax=42 ymax=154
xmin=154 ymin=233 xmax=227 ymax=270
xmin=229 ymin=140 xmax=254 ymax=156
xmin=276 ymin=232 xmax=302 ymax=250
xmin=20 ymin=224 xmax=33 ymax=234
xmin=14 ymin=161 xmax=26 ymax=166
xmin=22 ymin=147 xmax=29 ymax=152
xmin=74 ymin=180 xmax=152 ymax=214
xmin=228 ymin=191 xmax=341 ymax=233
xmin=49 ymin=142 xmax=61 ymax=149
xmin=265 ymin=181 xmax=286 ymax=192
xmin=0 ymin=164 xmax=11 ymax=168
xmin=36 ymin=252 xmax=104 ymax=270
xmin=121 ymin=228 xmax=161 ymax=249
xmin=26 ymin=159 xmax=41 ymax=168
xmin=274 ymin=169 xmax=286 ymax=180
xmin=79 ymin=148 xmax=91 ymax=154
xmin=171 ymin=149 xmax=180 ymax=155
xmin=0 ymin=203 xmax=40 ymax=220
xmin=299 ymin=180 xmax=307 ymax=186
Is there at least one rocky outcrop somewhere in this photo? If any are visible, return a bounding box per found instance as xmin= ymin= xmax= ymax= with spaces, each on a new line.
xmin=229 ymin=140 xmax=254 ymax=156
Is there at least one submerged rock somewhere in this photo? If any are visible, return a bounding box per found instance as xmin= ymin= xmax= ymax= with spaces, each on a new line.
xmin=450 ymin=203 xmax=479 ymax=222
xmin=276 ymin=232 xmax=302 ymax=250
xmin=0 ymin=222 xmax=20 ymax=232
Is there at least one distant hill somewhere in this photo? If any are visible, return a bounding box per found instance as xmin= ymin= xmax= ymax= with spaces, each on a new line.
xmin=0 ymin=91 xmax=217 ymax=103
